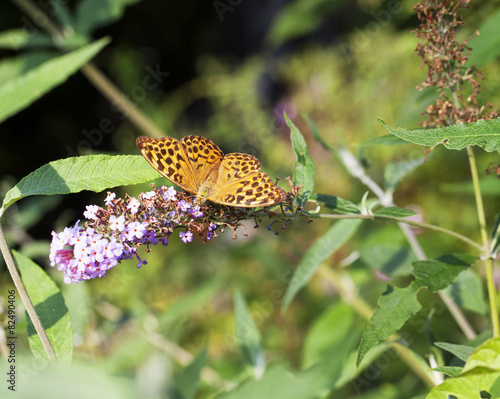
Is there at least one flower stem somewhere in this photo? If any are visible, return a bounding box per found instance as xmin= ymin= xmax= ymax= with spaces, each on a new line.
xmin=308 ymin=212 xmax=483 ymax=252
xmin=467 ymin=145 xmax=499 ymax=336
xmin=0 ymin=223 xmax=57 ymax=363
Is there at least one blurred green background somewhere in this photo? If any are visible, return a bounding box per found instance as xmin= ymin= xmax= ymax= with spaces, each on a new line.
xmin=1 ymin=0 xmax=500 ymax=398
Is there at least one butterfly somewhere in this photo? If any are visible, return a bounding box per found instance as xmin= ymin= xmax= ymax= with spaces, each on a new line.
xmin=136 ymin=135 xmax=287 ymax=207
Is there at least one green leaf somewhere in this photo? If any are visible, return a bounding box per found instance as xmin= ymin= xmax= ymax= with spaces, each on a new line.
xmin=467 ymin=8 xmax=500 ymax=67
xmin=302 ymin=302 xmax=356 ymax=368
xmin=427 ymin=338 xmax=500 ymax=399
xmin=217 ymin=342 xmax=350 ymax=399
xmin=12 ymin=250 xmax=73 ymax=365
xmin=430 ymin=366 xmax=463 ymax=377
xmin=356 ymin=283 xmax=422 ymax=367
xmin=434 ymin=342 xmax=475 ymax=362
xmin=76 ymin=0 xmax=141 ymax=35
xmin=304 ymin=114 xmax=334 ymax=151
xmin=426 ymin=370 xmax=500 ymax=399
xmin=308 ymin=193 xmax=361 ymax=214
xmin=266 ymin=0 xmax=346 ymax=47
xmin=1 ymin=155 xmax=160 ymax=216
xmin=374 ymin=207 xmax=417 ymax=218
xmin=444 ymin=269 xmax=488 ymax=315
xmin=412 ymin=254 xmax=476 ymax=293
xmin=234 ymin=289 xmax=265 ymax=378
xmin=10 ymin=359 xmax=139 ymax=398
xmin=51 ymin=0 xmax=76 ymax=28
xmin=0 ymin=29 xmax=53 ymax=50
xmin=463 ymin=337 xmax=500 ymax=373
xmin=214 ymin=363 xmax=312 ymax=399
xmin=282 ymin=219 xmax=362 ymax=312
xmin=285 ymin=113 xmax=315 ymax=206
xmin=377 ymin=117 xmax=500 ymax=152
xmin=384 ymin=157 xmax=426 ymax=192
xmin=0 ymin=37 xmax=109 ymax=124
xmin=0 ymin=52 xmax=55 ymax=86
xmin=359 ymin=245 xmax=416 ymax=277
xmin=167 ymin=348 xmax=207 ymax=399
xmin=357 ymin=253 xmax=476 ymax=367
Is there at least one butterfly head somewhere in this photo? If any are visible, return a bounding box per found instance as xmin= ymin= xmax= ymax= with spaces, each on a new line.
xmin=195 ymin=185 xmax=210 ymax=205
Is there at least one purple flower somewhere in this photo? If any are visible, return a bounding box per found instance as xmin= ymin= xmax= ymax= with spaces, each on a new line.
xmin=127 ymin=197 xmax=141 ymax=214
xmin=189 ymin=205 xmax=204 ymax=220
xmin=105 ymin=192 xmax=116 ymax=206
xmin=206 ymin=222 xmax=217 ymax=240
xmin=109 ymin=215 xmax=125 ymax=231
xmin=179 ymin=231 xmax=193 ymax=244
xmin=83 ymin=205 xmax=99 ymax=221
xmin=140 ymin=190 xmax=156 ymax=200
xmin=163 ymin=186 xmax=177 ymax=201
xmin=178 ymin=200 xmax=191 ymax=212
xmin=125 ymin=221 xmax=148 ymax=241
xmin=49 ymin=185 xmax=233 ymax=283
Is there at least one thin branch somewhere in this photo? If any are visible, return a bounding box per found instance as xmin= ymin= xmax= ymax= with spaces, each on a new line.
xmin=467 ymin=146 xmax=499 ymax=337
xmin=0 ymin=223 xmax=57 ymax=363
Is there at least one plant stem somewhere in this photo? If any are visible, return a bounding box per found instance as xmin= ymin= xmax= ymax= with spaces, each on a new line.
xmin=318 ymin=266 xmax=436 ymax=388
xmin=309 ymin=212 xmax=483 ymax=252
xmin=467 ymin=146 xmax=499 ymax=336
xmin=80 ymin=64 xmax=166 ymax=137
xmin=0 ymin=224 xmax=57 ymax=363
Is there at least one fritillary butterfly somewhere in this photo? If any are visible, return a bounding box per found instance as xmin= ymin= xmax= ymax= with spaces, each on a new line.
xmin=136 ymin=135 xmax=287 ymax=207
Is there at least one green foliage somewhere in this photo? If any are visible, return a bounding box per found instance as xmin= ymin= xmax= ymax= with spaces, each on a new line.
xmin=308 ymin=193 xmax=361 ymax=214
xmin=286 ymin=113 xmax=315 ymax=206
xmin=1 ymin=155 xmax=159 ymax=216
xmin=467 ymin=8 xmax=500 ymax=67
xmin=426 ymin=338 xmax=500 ymax=399
xmin=0 ymin=2 xmax=499 ymax=398
xmin=167 ymin=348 xmax=206 ymax=399
xmin=434 ymin=342 xmax=475 ymax=362
xmin=266 ymin=0 xmax=347 ymax=46
xmin=444 ymin=269 xmax=488 ymax=315
xmin=357 ymin=254 xmax=476 ymax=367
xmin=0 ymin=38 xmax=109 ymax=124
xmin=234 ymin=289 xmax=265 ymax=378
xmin=75 ymin=0 xmax=142 ymax=36
xmin=282 ymin=219 xmax=363 ymax=312
xmin=12 ymin=250 xmax=73 ymax=366
xmin=378 ymin=117 xmax=500 ymax=151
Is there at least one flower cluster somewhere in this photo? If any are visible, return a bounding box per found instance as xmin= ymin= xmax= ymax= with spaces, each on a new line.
xmin=412 ymin=0 xmax=498 ymax=127
xmin=49 ymin=186 xmax=218 ymax=284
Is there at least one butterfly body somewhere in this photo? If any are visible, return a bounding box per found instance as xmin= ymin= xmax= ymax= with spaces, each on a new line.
xmin=136 ymin=135 xmax=287 ymax=207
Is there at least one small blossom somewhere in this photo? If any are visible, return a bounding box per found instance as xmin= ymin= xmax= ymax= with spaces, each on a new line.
xmin=179 ymin=231 xmax=193 ymax=244
xmin=125 ymin=221 xmax=148 ymax=241
xmin=178 ymin=200 xmax=191 ymax=212
xmin=128 ymin=197 xmax=141 ymax=214
xmin=163 ymin=186 xmax=177 ymax=201
xmin=189 ymin=205 xmax=203 ymax=220
xmin=105 ymin=192 xmax=116 ymax=206
xmin=83 ymin=205 xmax=100 ymax=221
xmin=140 ymin=191 xmax=156 ymax=200
xmin=109 ymin=215 xmax=126 ymax=231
